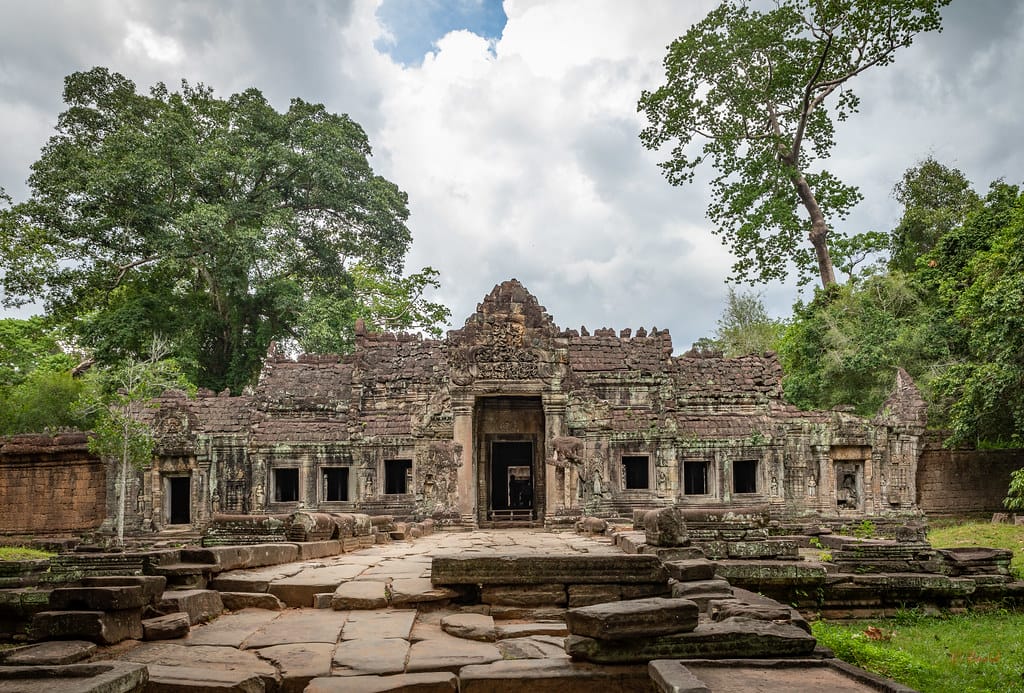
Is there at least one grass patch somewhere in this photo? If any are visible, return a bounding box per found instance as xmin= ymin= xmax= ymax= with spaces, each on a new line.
xmin=813 ymin=611 xmax=1024 ymax=693
xmin=929 ymin=522 xmax=1024 ymax=579
xmin=0 ymin=546 xmax=54 ymax=561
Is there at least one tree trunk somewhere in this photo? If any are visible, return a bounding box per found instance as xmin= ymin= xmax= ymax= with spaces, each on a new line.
xmin=790 ymin=171 xmax=837 ymax=288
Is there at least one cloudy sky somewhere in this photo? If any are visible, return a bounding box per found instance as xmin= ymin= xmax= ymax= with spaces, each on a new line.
xmin=1 ymin=0 xmax=1022 ymax=352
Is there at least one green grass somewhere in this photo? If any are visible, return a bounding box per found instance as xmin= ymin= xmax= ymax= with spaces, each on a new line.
xmin=813 ymin=611 xmax=1024 ymax=693
xmin=0 ymin=546 xmax=54 ymax=561
xmin=929 ymin=522 xmax=1024 ymax=579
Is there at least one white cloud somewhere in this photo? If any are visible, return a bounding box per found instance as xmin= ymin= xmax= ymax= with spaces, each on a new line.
xmin=122 ymin=20 xmax=184 ymax=64
xmin=2 ymin=0 xmax=1023 ymax=354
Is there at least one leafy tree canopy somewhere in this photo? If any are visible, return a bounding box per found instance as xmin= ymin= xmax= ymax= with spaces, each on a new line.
xmin=694 ymin=288 xmax=785 ymax=356
xmin=639 ymin=0 xmax=949 ymax=288
xmin=0 ymin=68 xmax=448 ymax=393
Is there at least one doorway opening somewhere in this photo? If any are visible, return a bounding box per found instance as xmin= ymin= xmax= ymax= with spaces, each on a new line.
xmin=166 ymin=476 xmax=191 ymax=525
xmin=490 ymin=441 xmax=534 ymax=521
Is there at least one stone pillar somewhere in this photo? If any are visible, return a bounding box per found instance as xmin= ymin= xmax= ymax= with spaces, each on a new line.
xmin=300 ymin=453 xmax=315 ymax=509
xmin=542 ymin=394 xmax=567 ymax=517
xmin=452 ymin=397 xmax=475 ymax=524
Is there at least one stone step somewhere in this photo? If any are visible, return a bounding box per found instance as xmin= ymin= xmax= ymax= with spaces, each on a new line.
xmin=157 ymin=589 xmax=224 ymax=625
xmin=29 ymin=609 xmax=143 ymax=645
xmin=431 ymin=553 xmax=667 ymax=586
xmin=566 ymin=597 xmax=700 ymax=640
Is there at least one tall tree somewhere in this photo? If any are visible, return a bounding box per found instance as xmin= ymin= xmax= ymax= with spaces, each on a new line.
xmin=889 ymin=156 xmax=980 ymax=272
xmin=714 ymin=288 xmax=785 ymax=356
xmin=639 ymin=0 xmax=949 ymax=288
xmin=0 ymin=68 xmax=447 ymax=392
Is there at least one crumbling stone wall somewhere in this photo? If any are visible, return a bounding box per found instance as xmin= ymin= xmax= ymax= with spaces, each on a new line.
xmin=917 ymin=434 xmax=1024 ymax=514
xmin=0 ymin=434 xmax=106 ymax=534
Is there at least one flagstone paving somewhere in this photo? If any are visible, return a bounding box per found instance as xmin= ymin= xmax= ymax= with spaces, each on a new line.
xmin=80 ymin=529 xmax=895 ymax=692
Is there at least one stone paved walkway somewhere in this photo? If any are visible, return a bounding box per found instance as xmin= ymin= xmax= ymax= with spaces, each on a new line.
xmin=80 ymin=530 xmax=900 ymax=693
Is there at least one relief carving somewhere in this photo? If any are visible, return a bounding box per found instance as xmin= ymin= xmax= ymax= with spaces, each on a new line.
xmin=416 ymin=440 xmax=463 ymax=517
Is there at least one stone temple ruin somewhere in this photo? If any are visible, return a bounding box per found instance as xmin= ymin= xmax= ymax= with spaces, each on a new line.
xmin=132 ymin=278 xmax=927 ymax=535
xmin=1 ymin=280 xmax=1022 ymax=692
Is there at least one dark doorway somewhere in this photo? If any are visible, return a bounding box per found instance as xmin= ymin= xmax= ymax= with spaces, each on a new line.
xmin=490 ymin=441 xmax=533 ymax=517
xmin=274 ymin=468 xmax=299 ymax=502
xmin=167 ymin=476 xmax=190 ymax=525
xmin=733 ymin=459 xmax=758 ymax=494
xmin=622 ymin=455 xmax=650 ymax=490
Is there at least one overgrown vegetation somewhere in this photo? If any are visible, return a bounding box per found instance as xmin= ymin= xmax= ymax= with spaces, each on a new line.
xmin=813 ymin=611 xmax=1024 ymax=693
xmin=0 ymin=546 xmax=54 ymax=561
xmin=929 ymin=521 xmax=1024 ymax=579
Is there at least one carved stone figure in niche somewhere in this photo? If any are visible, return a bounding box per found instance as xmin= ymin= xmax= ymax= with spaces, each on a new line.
xmin=416 ymin=440 xmax=462 ymax=517
xmin=255 ymin=482 xmax=265 ymax=508
xmin=807 ymin=477 xmax=817 ymax=497
xmin=770 ymin=474 xmax=779 ymax=496
xmin=362 ymin=468 xmax=376 ymax=500
xmin=837 ymin=471 xmax=859 ymax=509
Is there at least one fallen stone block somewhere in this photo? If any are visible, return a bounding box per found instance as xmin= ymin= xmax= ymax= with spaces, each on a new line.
xmin=567 ymin=584 xmax=620 ymax=607
xmin=646 ymin=507 xmax=690 ymax=547
xmin=432 ymin=554 xmax=667 ymax=586
xmin=670 ymin=579 xmax=733 ymax=609
xmin=639 ymin=546 xmax=706 ymax=561
xmin=495 ymin=621 xmax=568 ymax=639
xmin=29 ymin=609 xmax=143 ymax=645
xmin=306 ymin=672 xmax=458 ymax=693
xmin=81 ymin=576 xmax=166 ymax=605
xmin=245 ymin=543 xmax=299 ymax=567
xmin=648 ymin=659 xmax=711 ymax=693
xmin=287 ymin=511 xmax=339 ymax=542
xmin=295 ymin=540 xmax=343 ymax=560
xmin=566 ymin=618 xmax=817 ymax=663
xmin=142 ymin=612 xmax=190 ymax=641
xmin=220 ymin=591 xmax=284 ymax=611
xmin=567 ymin=597 xmax=699 ymax=640
xmin=389 ymin=577 xmax=460 ymax=608
xmin=460 ymin=659 xmax=657 ymax=693
xmin=353 ymin=513 xmax=373 ymax=536
xmin=157 ymin=589 xmax=224 ymax=625
xmin=0 ymin=662 xmax=149 ymax=693
xmin=440 ymin=613 xmax=496 ymax=641
xmin=49 ymin=585 xmax=147 ymax=611
xmin=664 ymin=559 xmax=717 ymax=582
xmin=0 ymin=639 xmax=95 ymax=666
xmin=481 ymin=584 xmax=567 ymax=607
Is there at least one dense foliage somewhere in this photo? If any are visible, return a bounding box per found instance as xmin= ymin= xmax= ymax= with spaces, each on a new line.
xmin=777 ymin=160 xmax=1024 ymax=447
xmin=0 ymin=68 xmax=448 ymax=394
xmin=639 ymin=0 xmax=949 ymax=287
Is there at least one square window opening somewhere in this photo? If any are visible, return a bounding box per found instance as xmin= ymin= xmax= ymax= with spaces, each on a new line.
xmin=274 ymin=468 xmax=299 ymax=503
xmin=684 ymin=460 xmax=709 ymax=495
xmin=385 ymin=459 xmax=412 ymax=495
xmin=733 ymin=459 xmax=758 ymax=494
xmin=622 ymin=455 xmax=650 ymax=490
xmin=323 ymin=467 xmax=349 ymax=502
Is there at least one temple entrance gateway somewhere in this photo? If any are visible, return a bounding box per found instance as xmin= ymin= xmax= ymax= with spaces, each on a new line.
xmin=474 ymin=396 xmax=546 ymax=525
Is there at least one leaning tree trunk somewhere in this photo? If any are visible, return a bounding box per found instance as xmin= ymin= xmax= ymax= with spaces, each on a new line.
xmin=790 ymin=171 xmax=838 ymax=288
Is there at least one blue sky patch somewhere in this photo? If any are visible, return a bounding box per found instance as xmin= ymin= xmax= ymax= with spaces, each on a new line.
xmin=375 ymin=0 xmax=507 ymax=65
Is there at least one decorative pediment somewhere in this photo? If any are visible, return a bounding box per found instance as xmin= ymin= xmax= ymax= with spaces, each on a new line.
xmin=446 ymin=279 xmax=563 ymax=386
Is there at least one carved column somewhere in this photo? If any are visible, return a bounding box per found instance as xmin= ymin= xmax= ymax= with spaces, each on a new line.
xmin=542 ymin=394 xmax=568 ymax=517
xmin=452 ymin=396 xmax=475 ymax=524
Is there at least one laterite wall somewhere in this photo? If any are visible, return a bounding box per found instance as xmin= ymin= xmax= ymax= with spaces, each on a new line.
xmin=917 ymin=434 xmax=1024 ymax=515
xmin=0 ymin=433 xmax=106 ymax=535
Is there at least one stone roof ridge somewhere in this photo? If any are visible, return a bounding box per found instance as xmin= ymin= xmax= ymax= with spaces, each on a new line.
xmin=874 ymin=366 xmax=927 ymax=430
xmin=456 ymin=278 xmax=559 ymax=333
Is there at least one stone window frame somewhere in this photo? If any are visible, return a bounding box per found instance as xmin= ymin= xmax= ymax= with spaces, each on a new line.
xmin=732 ymin=458 xmax=760 ymax=495
xmin=319 ymin=465 xmax=353 ymax=503
xmin=270 ymin=465 xmax=301 ymax=504
xmin=620 ymin=453 xmax=653 ymax=491
xmin=681 ymin=459 xmax=713 ymax=497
